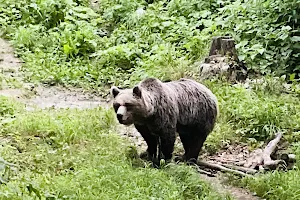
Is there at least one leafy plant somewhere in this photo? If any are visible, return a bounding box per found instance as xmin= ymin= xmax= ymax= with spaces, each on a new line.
xmin=214 ymin=0 xmax=300 ymax=77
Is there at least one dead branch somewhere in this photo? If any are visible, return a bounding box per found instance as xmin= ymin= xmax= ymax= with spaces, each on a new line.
xmin=195 ymin=132 xmax=295 ymax=177
xmin=263 ymin=132 xmax=282 ymax=159
xmin=196 ymin=167 xmax=216 ymax=177
xmin=221 ymin=163 xmax=257 ymax=174
xmin=234 ymin=160 xmax=247 ymax=166
xmin=262 ymin=132 xmax=284 ymax=168
xmin=197 ymin=160 xmax=251 ymax=177
xmin=244 ymin=149 xmax=264 ymax=169
xmin=244 ymin=132 xmax=286 ymax=170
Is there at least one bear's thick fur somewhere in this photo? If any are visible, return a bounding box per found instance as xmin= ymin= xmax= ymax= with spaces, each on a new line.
xmin=111 ymin=78 xmax=218 ymax=164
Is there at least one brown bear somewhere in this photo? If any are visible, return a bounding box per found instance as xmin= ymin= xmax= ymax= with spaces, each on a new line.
xmin=110 ymin=77 xmax=218 ymax=165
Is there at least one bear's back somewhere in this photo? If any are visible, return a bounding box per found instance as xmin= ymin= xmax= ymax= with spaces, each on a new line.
xmin=165 ymin=79 xmax=218 ymax=128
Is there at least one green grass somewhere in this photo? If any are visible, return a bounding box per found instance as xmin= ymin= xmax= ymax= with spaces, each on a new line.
xmin=0 ymin=99 xmax=232 ymax=199
xmin=205 ymin=78 xmax=300 ymax=141
xmin=240 ymin=169 xmax=300 ymax=200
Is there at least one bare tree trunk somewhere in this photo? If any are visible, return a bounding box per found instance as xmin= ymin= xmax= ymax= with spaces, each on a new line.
xmin=209 ymin=36 xmax=232 ymax=56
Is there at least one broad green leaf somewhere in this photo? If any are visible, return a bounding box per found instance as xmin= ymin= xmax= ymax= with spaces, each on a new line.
xmin=199 ymin=10 xmax=211 ymax=18
xmin=281 ymin=26 xmax=292 ymax=31
xmin=63 ymin=44 xmax=72 ymax=55
xmin=161 ymin=21 xmax=173 ymax=27
xmin=257 ymin=48 xmax=265 ymax=54
xmin=289 ymin=73 xmax=296 ymax=81
xmin=236 ymin=40 xmax=249 ymax=48
xmin=238 ymin=54 xmax=246 ymax=60
xmin=291 ymin=36 xmax=300 ymax=42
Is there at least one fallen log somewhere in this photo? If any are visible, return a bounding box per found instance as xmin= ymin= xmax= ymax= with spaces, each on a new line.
xmin=244 ymin=149 xmax=264 ymax=169
xmin=244 ymin=132 xmax=286 ymax=170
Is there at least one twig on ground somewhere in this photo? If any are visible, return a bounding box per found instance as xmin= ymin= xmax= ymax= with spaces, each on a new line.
xmin=221 ymin=163 xmax=257 ymax=174
xmin=196 ymin=168 xmax=216 ymax=177
xmin=197 ymin=160 xmax=251 ymax=177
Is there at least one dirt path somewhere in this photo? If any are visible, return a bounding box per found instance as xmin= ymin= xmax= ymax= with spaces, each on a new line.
xmin=0 ymin=38 xmax=261 ymax=200
xmin=0 ymin=38 xmax=106 ymax=110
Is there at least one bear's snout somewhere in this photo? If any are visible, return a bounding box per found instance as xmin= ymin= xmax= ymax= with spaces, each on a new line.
xmin=116 ymin=113 xmax=132 ymax=125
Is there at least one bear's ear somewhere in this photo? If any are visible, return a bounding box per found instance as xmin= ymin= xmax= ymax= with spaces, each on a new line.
xmin=133 ymin=86 xmax=142 ymax=98
xmin=111 ymin=86 xmax=120 ymax=98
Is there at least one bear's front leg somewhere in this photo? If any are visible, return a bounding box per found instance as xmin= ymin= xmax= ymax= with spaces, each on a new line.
xmin=134 ymin=124 xmax=158 ymax=161
xmin=158 ymin=129 xmax=176 ymax=161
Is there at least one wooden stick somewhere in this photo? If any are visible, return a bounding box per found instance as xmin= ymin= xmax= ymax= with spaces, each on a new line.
xmin=196 ymin=168 xmax=216 ymax=177
xmin=197 ymin=160 xmax=251 ymax=177
xmin=221 ymin=163 xmax=258 ymax=174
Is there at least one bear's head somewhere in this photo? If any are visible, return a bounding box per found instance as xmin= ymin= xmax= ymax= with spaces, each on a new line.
xmin=110 ymin=85 xmax=154 ymax=126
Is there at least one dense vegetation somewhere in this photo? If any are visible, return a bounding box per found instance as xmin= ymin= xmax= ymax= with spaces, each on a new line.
xmin=0 ymin=0 xmax=299 ymax=199
xmin=1 ymin=0 xmax=299 ymax=90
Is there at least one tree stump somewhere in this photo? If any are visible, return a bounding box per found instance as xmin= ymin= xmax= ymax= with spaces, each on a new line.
xmin=209 ymin=36 xmax=239 ymax=61
xmin=200 ymin=36 xmax=248 ymax=82
xmin=221 ymin=39 xmax=239 ymax=61
xmin=209 ymin=36 xmax=232 ymax=57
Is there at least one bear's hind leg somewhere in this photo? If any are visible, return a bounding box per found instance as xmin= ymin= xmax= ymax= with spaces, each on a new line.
xmin=176 ymin=125 xmax=194 ymax=162
xmin=176 ymin=133 xmax=190 ymax=162
xmin=186 ymin=130 xmax=209 ymax=164
xmin=178 ymin=126 xmax=208 ymax=164
xmin=134 ymin=124 xmax=158 ymax=161
xmin=186 ymin=135 xmax=208 ymax=164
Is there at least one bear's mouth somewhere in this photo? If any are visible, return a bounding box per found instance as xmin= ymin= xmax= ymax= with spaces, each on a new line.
xmin=118 ymin=119 xmax=133 ymax=126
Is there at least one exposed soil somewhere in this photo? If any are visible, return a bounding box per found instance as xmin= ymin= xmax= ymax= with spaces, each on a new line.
xmin=0 ymin=38 xmax=107 ymax=110
xmin=23 ymin=85 xmax=110 ymax=110
xmin=0 ymin=37 xmax=261 ymax=200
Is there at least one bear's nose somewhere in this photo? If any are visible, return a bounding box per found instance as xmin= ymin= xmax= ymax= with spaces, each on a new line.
xmin=117 ymin=114 xmax=123 ymax=121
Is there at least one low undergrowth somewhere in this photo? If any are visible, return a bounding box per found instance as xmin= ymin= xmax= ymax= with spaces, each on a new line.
xmin=241 ymin=167 xmax=300 ymax=200
xmin=0 ymin=78 xmax=299 ymax=199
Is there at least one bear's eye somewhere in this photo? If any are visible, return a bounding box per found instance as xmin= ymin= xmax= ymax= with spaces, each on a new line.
xmin=125 ymin=103 xmax=135 ymax=110
xmin=125 ymin=103 xmax=134 ymax=108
